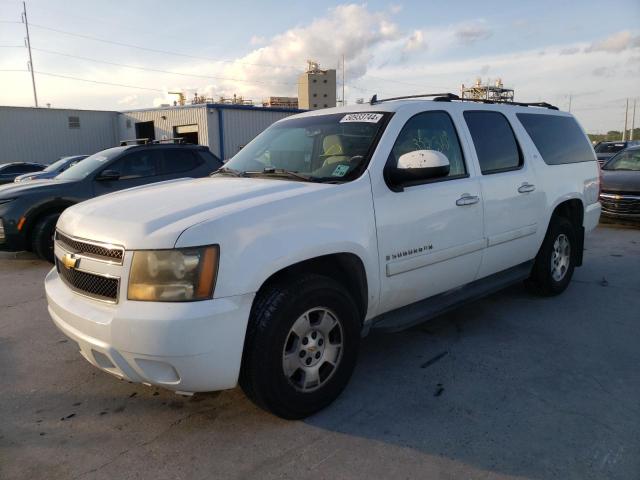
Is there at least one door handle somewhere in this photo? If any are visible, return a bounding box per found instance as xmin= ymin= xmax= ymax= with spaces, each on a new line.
xmin=456 ymin=194 xmax=480 ymax=206
xmin=518 ymin=183 xmax=536 ymax=194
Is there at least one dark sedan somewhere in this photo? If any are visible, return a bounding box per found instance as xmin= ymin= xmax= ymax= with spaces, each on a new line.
xmin=0 ymin=162 xmax=46 ymax=184
xmin=599 ymin=146 xmax=640 ymax=222
xmin=13 ymin=155 xmax=89 ymax=183
xmin=0 ymin=143 xmax=222 ymax=261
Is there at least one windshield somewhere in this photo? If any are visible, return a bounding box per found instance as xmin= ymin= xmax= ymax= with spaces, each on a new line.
xmin=595 ymin=142 xmax=626 ymax=154
xmin=603 ymin=149 xmax=640 ymax=171
xmin=43 ymin=157 xmax=72 ymax=173
xmin=222 ymin=112 xmax=389 ymax=182
xmin=56 ymin=148 xmax=126 ymax=181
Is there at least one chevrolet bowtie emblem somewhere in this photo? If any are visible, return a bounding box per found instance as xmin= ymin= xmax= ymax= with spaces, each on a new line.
xmin=62 ymin=253 xmax=79 ymax=270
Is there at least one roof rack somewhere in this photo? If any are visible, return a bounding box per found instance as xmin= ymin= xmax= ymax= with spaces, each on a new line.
xmin=369 ymin=93 xmax=459 ymax=104
xmin=368 ymin=92 xmax=558 ymax=110
xmin=119 ymin=138 xmax=150 ymax=146
xmin=150 ymin=137 xmax=186 ymax=144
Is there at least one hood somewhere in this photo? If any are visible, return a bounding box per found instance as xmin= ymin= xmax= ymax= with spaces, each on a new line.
xmin=601 ymin=169 xmax=640 ymax=194
xmin=57 ymin=176 xmax=330 ymax=249
xmin=14 ymin=171 xmax=56 ymax=182
xmin=0 ymin=178 xmax=75 ymax=198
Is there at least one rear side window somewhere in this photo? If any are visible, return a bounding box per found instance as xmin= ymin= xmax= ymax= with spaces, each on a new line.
xmin=160 ymin=150 xmax=202 ymax=175
xmin=517 ymin=113 xmax=595 ymax=165
xmin=464 ymin=111 xmax=522 ymax=174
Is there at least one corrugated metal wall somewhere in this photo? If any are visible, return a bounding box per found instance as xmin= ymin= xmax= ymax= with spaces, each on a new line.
xmin=120 ymin=104 xmax=299 ymax=160
xmin=219 ymin=108 xmax=295 ymax=160
xmin=0 ymin=107 xmax=118 ymax=164
xmin=118 ymin=105 xmax=209 ymax=147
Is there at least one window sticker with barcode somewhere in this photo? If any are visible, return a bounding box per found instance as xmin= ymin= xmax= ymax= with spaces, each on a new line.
xmin=340 ymin=113 xmax=383 ymax=123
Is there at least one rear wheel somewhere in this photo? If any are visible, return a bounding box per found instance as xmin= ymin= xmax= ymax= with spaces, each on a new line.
xmin=527 ymin=215 xmax=576 ymax=296
xmin=240 ymin=274 xmax=360 ymax=419
xmin=31 ymin=213 xmax=60 ymax=263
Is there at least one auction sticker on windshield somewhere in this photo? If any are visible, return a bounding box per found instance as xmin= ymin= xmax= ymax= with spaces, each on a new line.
xmin=340 ymin=113 xmax=383 ymax=123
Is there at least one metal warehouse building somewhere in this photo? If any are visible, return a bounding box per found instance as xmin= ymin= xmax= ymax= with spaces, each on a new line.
xmin=118 ymin=103 xmax=302 ymax=160
xmin=0 ymin=103 xmax=302 ymax=164
xmin=0 ymin=106 xmax=119 ymax=164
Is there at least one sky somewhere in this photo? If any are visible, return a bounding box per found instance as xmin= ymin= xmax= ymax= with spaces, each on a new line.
xmin=0 ymin=0 xmax=639 ymax=133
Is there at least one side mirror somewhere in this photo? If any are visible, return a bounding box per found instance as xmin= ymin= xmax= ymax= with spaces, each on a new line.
xmin=96 ymin=169 xmax=121 ymax=181
xmin=388 ymin=150 xmax=450 ymax=186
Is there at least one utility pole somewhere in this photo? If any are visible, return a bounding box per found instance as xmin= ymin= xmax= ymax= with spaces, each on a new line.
xmin=623 ymin=98 xmax=629 ymax=141
xmin=631 ymin=99 xmax=636 ymax=141
xmin=22 ymin=1 xmax=38 ymax=107
xmin=568 ymin=94 xmax=572 ymax=113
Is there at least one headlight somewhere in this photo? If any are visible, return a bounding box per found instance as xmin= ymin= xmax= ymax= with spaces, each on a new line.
xmin=128 ymin=245 xmax=219 ymax=302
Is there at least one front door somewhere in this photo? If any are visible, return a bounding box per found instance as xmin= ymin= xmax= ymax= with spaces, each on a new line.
xmin=92 ymin=150 xmax=163 ymax=197
xmin=372 ymin=110 xmax=485 ymax=314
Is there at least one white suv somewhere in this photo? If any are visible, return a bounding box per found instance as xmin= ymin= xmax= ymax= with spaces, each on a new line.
xmin=45 ymin=95 xmax=601 ymax=419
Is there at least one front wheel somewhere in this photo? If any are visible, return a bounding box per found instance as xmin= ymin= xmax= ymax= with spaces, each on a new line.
xmin=31 ymin=213 xmax=60 ymax=263
xmin=527 ymin=215 xmax=576 ymax=296
xmin=240 ymin=274 xmax=361 ymax=419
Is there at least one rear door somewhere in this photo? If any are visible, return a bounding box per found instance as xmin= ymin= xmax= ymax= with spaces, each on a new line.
xmin=462 ymin=110 xmax=544 ymax=278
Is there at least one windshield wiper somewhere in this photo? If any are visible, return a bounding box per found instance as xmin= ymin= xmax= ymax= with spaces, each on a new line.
xmin=245 ymin=167 xmax=315 ymax=182
xmin=211 ymin=166 xmax=245 ymax=177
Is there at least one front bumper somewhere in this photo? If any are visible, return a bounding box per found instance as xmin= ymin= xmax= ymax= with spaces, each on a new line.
xmin=45 ymin=267 xmax=255 ymax=392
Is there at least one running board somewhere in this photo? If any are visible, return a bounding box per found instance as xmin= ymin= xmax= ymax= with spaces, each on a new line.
xmin=370 ymin=261 xmax=533 ymax=333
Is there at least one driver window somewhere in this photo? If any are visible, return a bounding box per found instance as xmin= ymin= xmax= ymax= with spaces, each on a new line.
xmin=106 ymin=150 xmax=160 ymax=180
xmin=391 ymin=111 xmax=466 ymax=178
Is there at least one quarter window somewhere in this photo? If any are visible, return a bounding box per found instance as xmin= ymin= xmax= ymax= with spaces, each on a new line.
xmin=464 ymin=111 xmax=522 ymax=174
xmin=517 ymin=113 xmax=595 ymax=165
xmin=390 ymin=111 xmax=467 ymax=179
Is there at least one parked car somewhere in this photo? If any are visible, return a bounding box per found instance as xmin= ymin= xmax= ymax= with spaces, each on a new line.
xmin=0 ymin=162 xmax=46 ymax=184
xmin=0 ymin=143 xmax=222 ymax=261
xmin=14 ymin=155 xmax=89 ymax=183
xmin=45 ymin=96 xmax=600 ymax=419
xmin=599 ymin=145 xmax=640 ymax=222
xmin=594 ymin=140 xmax=640 ymax=166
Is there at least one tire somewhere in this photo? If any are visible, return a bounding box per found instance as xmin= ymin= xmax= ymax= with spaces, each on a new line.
xmin=240 ymin=274 xmax=361 ymax=419
xmin=31 ymin=213 xmax=60 ymax=263
xmin=527 ymin=215 xmax=576 ymax=296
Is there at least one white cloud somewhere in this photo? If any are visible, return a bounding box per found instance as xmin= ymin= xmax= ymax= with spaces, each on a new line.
xmin=585 ymin=30 xmax=640 ymax=53
xmin=249 ymin=35 xmax=266 ymax=46
xmin=404 ymin=30 xmax=425 ymax=52
xmin=454 ymin=21 xmax=492 ymax=45
xmin=117 ymin=94 xmax=139 ymax=106
xmin=389 ymin=3 xmax=403 ymax=14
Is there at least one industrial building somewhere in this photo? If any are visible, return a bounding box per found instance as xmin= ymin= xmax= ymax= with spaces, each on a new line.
xmin=119 ymin=103 xmax=302 ymax=160
xmin=298 ymin=61 xmax=337 ymax=110
xmin=0 ymin=106 xmax=119 ymax=164
xmin=0 ymin=103 xmax=302 ymax=164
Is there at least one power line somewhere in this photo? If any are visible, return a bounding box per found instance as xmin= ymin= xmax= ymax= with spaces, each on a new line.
xmin=35 ymin=71 xmax=164 ymax=92
xmin=30 ymin=47 xmax=299 ymax=87
xmin=27 ymin=22 xmax=302 ymax=71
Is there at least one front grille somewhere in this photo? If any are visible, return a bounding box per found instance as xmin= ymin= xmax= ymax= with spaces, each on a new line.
xmin=56 ymin=259 xmax=119 ymax=302
xmin=600 ymin=193 xmax=640 ymax=216
xmin=56 ymin=231 xmax=124 ymax=263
